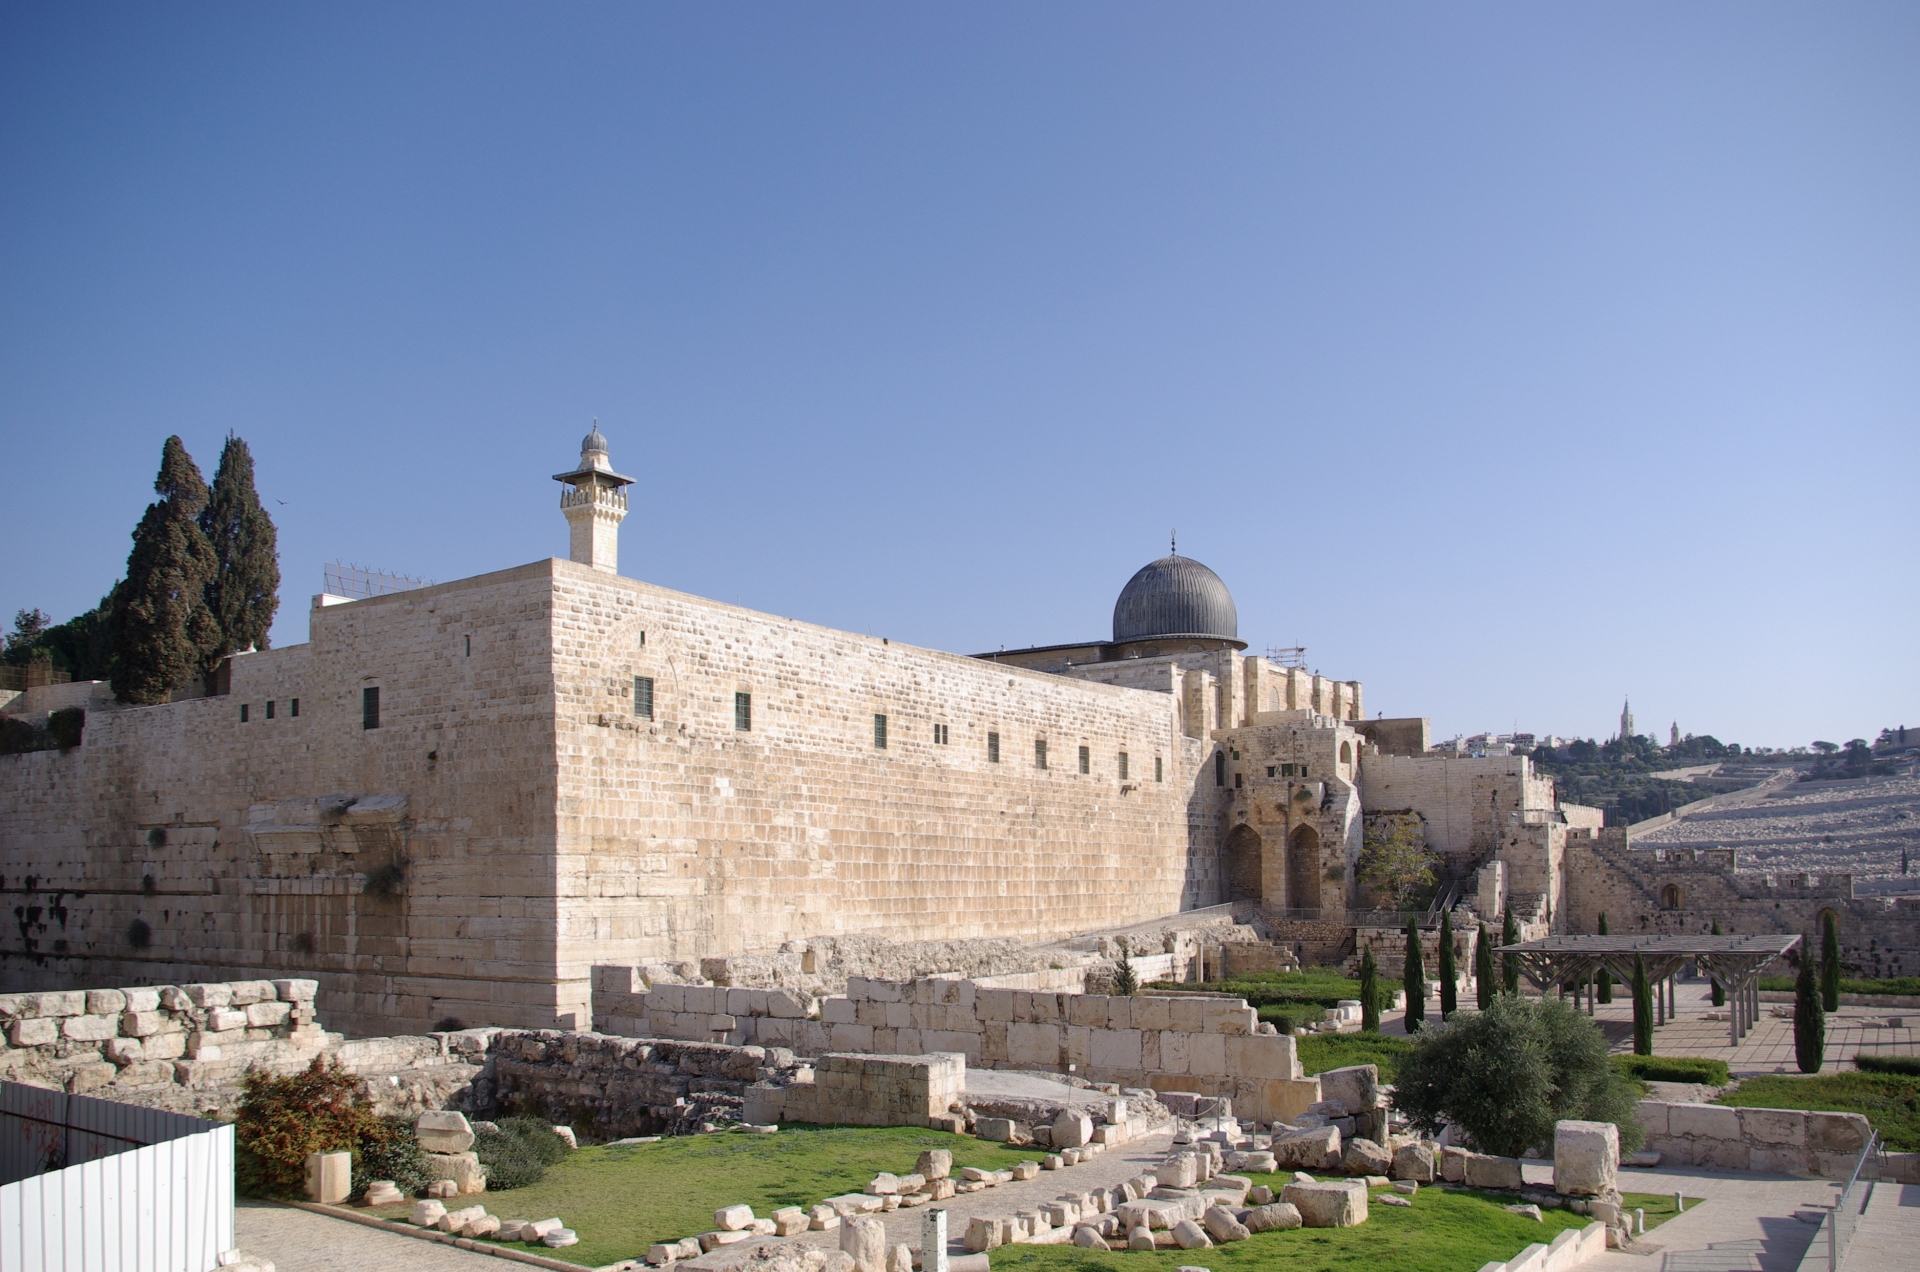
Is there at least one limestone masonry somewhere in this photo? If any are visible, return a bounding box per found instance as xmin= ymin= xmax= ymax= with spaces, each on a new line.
xmin=3 ymin=426 xmax=1914 ymax=1036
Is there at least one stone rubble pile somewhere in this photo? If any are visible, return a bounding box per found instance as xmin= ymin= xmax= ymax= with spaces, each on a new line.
xmin=406 ymin=1200 xmax=575 ymax=1248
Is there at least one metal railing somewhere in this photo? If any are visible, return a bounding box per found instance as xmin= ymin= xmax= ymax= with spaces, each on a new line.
xmin=1795 ymin=1130 xmax=1879 ymax=1272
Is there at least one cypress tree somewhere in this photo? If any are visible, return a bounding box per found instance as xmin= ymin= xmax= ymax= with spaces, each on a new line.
xmin=1358 ymin=944 xmax=1380 ymax=1033
xmin=200 ymin=434 xmax=280 ymax=671
xmin=1710 ymin=920 xmax=1726 ymax=1007
xmin=1794 ymin=954 xmax=1825 ymax=1074
xmin=1501 ymin=904 xmax=1520 ymax=995
xmin=1475 ymin=923 xmax=1494 ymax=1010
xmin=1438 ymin=908 xmax=1457 ymax=1019
xmin=1402 ymin=916 xmax=1425 ymax=1033
xmin=1820 ymin=913 xmax=1841 ymax=1012
xmin=1596 ymin=912 xmax=1614 ymax=1003
xmin=111 ymin=437 xmax=221 ymax=704
xmin=1631 ymin=952 xmax=1653 ymax=1056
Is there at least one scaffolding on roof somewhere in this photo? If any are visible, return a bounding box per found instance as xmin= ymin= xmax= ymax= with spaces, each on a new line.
xmin=323 ymin=562 xmax=431 ymax=600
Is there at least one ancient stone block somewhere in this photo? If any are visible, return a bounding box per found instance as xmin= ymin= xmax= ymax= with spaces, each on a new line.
xmin=9 ymin=1017 xmax=56 ymax=1046
xmin=63 ymin=1014 xmax=118 ymax=1042
xmin=424 ymin=1150 xmax=486 ymax=1194
xmin=85 ymin=989 xmax=127 ymax=1015
xmin=305 ymin=1150 xmax=351 ymax=1205
xmin=1201 ymin=1206 xmax=1249 ymax=1242
xmin=1316 ymin=1065 xmax=1378 ymax=1116
xmin=416 ymin=1111 xmax=476 ymax=1153
xmin=1390 ymin=1142 xmax=1434 ymax=1182
xmin=1342 ymin=1138 xmax=1391 ymax=1177
xmin=1053 ymin=1110 xmax=1093 ymax=1149
xmin=1667 ymin=1103 xmax=1741 ymax=1141
xmin=1273 ymin=1126 xmax=1342 ymax=1172
xmin=1462 ymin=1153 xmax=1524 ymax=1190
xmin=1170 ymin=1219 xmax=1212 ymax=1249
xmin=841 ymin=1216 xmax=886 ymax=1272
xmin=1808 ymin=1112 xmax=1871 ymax=1154
xmin=1243 ymin=1202 xmax=1302 ymax=1232
xmin=716 ymin=1204 xmax=756 ymax=1230
xmin=1552 ymin=1120 xmax=1618 ymax=1196
xmin=1282 ymin=1179 xmax=1368 ymax=1227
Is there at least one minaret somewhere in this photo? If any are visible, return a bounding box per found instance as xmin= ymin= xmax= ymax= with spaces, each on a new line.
xmin=1619 ymin=698 xmax=1634 ymax=743
xmin=552 ymin=423 xmax=634 ymax=573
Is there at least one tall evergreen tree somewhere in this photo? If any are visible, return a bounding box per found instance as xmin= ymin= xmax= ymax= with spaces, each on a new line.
xmin=1438 ymin=908 xmax=1457 ymax=1019
xmin=1403 ymin=916 xmax=1425 ymax=1033
xmin=1358 ymin=944 xmax=1380 ymax=1034
xmin=111 ymin=438 xmax=221 ymax=704
xmin=1709 ymin=919 xmax=1726 ymax=1007
xmin=1596 ymin=912 xmax=1614 ymax=1003
xmin=1794 ymin=954 xmax=1825 ymax=1074
xmin=1501 ymin=904 xmax=1520 ymax=995
xmin=1631 ymin=953 xmax=1653 ymax=1056
xmin=1820 ymin=913 xmax=1841 ymax=1012
xmin=1475 ymin=923 xmax=1494 ymax=1010
xmin=199 ymin=434 xmax=280 ymax=671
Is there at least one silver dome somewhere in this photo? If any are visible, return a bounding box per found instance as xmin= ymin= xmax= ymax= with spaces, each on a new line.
xmin=1112 ymin=554 xmax=1238 ymax=644
xmin=582 ymin=424 xmax=610 ymax=455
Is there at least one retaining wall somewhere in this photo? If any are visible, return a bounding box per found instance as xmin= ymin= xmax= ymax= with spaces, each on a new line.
xmin=1633 ymin=1100 xmax=1873 ymax=1178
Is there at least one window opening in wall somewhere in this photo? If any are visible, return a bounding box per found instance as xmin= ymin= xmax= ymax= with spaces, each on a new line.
xmin=290 ymin=698 xmax=299 ymax=717
xmin=1118 ymin=752 xmax=1129 ymax=780
xmin=873 ymin=713 xmax=888 ymax=749
xmin=634 ymin=676 xmax=654 ymax=719
xmin=464 ymin=635 xmax=471 ymax=657
xmin=1155 ymin=755 xmax=1163 ymax=782
xmin=1281 ymin=763 xmax=1296 ymax=777
xmin=1035 ymin=739 xmax=1048 ymax=770
xmin=1215 ymin=750 xmax=1225 ymax=786
xmin=734 ymin=692 xmax=751 ymax=731
xmin=362 ymin=687 xmax=380 ymax=730
xmin=1231 ymin=749 xmax=1240 ymax=760
xmin=637 ymin=630 xmax=645 ymax=647
xmin=987 ymin=731 xmax=1000 ymax=763
xmin=1235 ymin=772 xmax=1243 ymax=788
xmin=1078 ymin=745 xmax=1090 ymax=774
xmin=265 ymin=700 xmax=275 ymax=720
xmin=933 ymin=723 xmax=949 ymax=745
xmin=1267 ymin=766 xmax=1275 ymax=777
xmin=240 ymin=703 xmax=249 ymax=723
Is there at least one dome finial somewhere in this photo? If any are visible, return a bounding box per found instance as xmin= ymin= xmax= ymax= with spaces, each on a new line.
xmin=1170 ymin=529 xmax=1176 ymax=556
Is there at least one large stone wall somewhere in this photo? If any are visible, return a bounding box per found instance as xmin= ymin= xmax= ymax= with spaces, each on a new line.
xmin=2 ymin=557 xmax=1230 ymax=1036
xmin=1633 ymin=1100 xmax=1872 ymax=1179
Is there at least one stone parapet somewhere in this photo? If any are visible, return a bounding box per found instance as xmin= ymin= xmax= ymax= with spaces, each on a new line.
xmin=1634 ymin=1099 xmax=1872 ymax=1178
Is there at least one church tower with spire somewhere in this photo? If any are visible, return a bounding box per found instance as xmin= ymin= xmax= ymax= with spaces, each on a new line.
xmin=553 ymin=423 xmax=634 ymax=574
xmin=1619 ymin=697 xmax=1634 ymax=743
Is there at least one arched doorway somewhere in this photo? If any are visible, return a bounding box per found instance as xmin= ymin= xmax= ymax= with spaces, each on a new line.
xmin=1287 ymin=825 xmax=1322 ymax=914
xmin=1224 ymin=824 xmax=1263 ymax=902
xmin=1661 ymin=884 xmax=1683 ymax=910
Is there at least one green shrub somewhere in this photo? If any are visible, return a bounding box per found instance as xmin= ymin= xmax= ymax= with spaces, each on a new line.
xmin=1257 ymin=1003 xmax=1327 ymax=1033
xmin=473 ymin=1116 xmax=572 ymax=1190
xmin=46 ymin=708 xmax=83 ymax=749
xmin=351 ymin=1116 xmax=431 ymax=1201
xmin=1610 ymin=1055 xmax=1730 ymax=1086
xmin=1857 ymin=1054 xmax=1920 ymax=1077
xmin=234 ymin=1057 xmax=388 ymax=1199
xmin=1393 ymin=994 xmax=1644 ymax=1158
xmin=1759 ymin=975 xmax=1920 ymax=997
xmin=1297 ymin=1032 xmax=1414 ymax=1083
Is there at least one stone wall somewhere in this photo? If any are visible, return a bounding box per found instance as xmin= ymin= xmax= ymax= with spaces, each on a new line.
xmin=772 ymin=1052 xmax=966 ymax=1129
xmin=1358 ymin=753 xmax=1554 ymax=861
xmin=0 ymin=977 xmax=330 ymax=1104
xmin=1633 ymin=1100 xmax=1873 ymax=1178
xmin=1 ymin=556 xmax=1235 ymax=1036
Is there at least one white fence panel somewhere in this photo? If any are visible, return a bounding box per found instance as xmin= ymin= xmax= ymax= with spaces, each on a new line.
xmin=0 ymin=1122 xmax=233 ymax=1272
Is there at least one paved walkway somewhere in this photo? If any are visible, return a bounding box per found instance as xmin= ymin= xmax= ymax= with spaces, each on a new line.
xmin=236 ymin=1199 xmax=501 ymax=1272
xmin=1578 ymin=1162 xmax=1840 ymax=1272
xmin=1840 ymin=1180 xmax=1920 ymax=1272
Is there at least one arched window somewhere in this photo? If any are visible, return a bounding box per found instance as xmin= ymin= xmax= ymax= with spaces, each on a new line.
xmin=1224 ymin=824 xmax=1263 ymax=902
xmin=1287 ymin=825 xmax=1322 ymax=915
xmin=1661 ymin=884 xmax=1683 ymax=911
xmin=1339 ymin=741 xmax=1353 ymax=767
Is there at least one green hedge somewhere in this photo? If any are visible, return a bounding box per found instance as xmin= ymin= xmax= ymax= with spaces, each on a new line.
xmin=1857 ymin=1054 xmax=1920 ymax=1077
xmin=1758 ymin=975 xmax=1920 ymax=997
xmin=1146 ymin=970 xmax=1386 ymax=1011
xmin=1256 ymin=1002 xmax=1327 ymax=1033
xmin=1296 ymin=1033 xmax=1414 ymax=1083
xmin=1610 ymin=1055 xmax=1730 ymax=1086
xmin=473 ymin=1116 xmax=573 ymax=1190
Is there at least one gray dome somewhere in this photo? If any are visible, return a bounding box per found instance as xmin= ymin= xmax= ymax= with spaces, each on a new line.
xmin=582 ymin=423 xmax=609 ymax=454
xmin=1112 ymin=554 xmax=1238 ymax=644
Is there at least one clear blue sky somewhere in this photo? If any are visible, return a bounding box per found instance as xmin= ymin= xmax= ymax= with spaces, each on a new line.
xmin=3 ymin=3 xmax=1915 ymax=749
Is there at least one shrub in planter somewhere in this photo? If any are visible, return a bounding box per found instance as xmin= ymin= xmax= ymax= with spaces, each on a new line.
xmin=473 ymin=1117 xmax=571 ymax=1190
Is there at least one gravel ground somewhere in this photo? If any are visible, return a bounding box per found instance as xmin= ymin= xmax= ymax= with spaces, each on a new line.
xmin=1634 ymin=772 xmax=1920 ymax=881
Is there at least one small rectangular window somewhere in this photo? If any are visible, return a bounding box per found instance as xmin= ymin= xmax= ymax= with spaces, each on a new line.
xmin=1155 ymin=756 xmax=1163 ymax=782
xmin=734 ymin=691 xmax=751 ymax=731
xmin=1118 ymin=752 xmax=1129 ymax=780
xmin=464 ymin=635 xmax=471 ymax=657
xmin=1035 ymin=739 xmax=1048 ymax=770
xmin=637 ymin=630 xmax=646 ymax=647
xmin=290 ymin=698 xmax=299 ymax=718
xmin=634 ymin=675 xmax=654 ymax=719
xmin=1281 ymin=762 xmax=1296 ymax=777
xmin=239 ymin=703 xmax=249 ymax=723
xmin=1267 ymin=766 xmax=1276 ymax=777
xmin=362 ymin=687 xmax=380 ymax=730
xmin=934 ymin=723 xmax=949 ymax=745
xmin=987 ymin=731 xmax=1000 ymax=763
xmin=265 ymin=700 xmax=275 ymax=720
xmin=874 ymin=713 xmax=888 ymax=749
xmin=1235 ymin=772 xmax=1244 ymax=788
xmin=1078 ymin=745 xmax=1090 ymax=774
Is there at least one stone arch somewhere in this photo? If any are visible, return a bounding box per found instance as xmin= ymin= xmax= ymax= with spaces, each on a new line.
xmin=1287 ymin=824 xmax=1322 ymax=914
xmin=1816 ymin=907 xmax=1841 ymax=935
xmin=1339 ymin=741 xmax=1353 ymax=768
xmin=1224 ymin=824 xmax=1263 ymax=902
xmin=1661 ymin=883 xmax=1683 ymax=910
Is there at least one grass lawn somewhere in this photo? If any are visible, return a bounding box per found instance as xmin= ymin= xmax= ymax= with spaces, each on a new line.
xmin=1296 ymin=1033 xmax=1413 ymax=1083
xmin=366 ymin=1126 xmax=1042 ymax=1268
xmin=986 ymin=1185 xmax=1689 ymax=1272
xmin=1714 ymin=1072 xmax=1920 ymax=1152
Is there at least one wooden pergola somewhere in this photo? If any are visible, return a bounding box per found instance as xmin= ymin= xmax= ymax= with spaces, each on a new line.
xmin=1494 ymin=934 xmax=1801 ymax=1048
